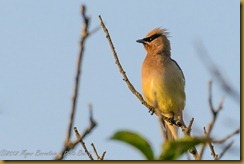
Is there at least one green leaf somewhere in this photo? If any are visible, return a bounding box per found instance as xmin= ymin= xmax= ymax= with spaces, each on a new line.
xmin=159 ymin=137 xmax=208 ymax=160
xmin=110 ymin=130 xmax=154 ymax=160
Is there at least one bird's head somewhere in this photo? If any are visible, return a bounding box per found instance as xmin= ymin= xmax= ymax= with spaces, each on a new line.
xmin=137 ymin=28 xmax=171 ymax=56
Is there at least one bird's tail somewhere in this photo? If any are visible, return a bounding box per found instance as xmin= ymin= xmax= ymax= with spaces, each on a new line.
xmin=162 ymin=113 xmax=178 ymax=140
xmin=164 ymin=120 xmax=178 ymax=140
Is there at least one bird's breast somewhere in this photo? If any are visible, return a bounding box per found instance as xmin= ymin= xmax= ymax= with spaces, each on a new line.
xmin=142 ymin=56 xmax=185 ymax=115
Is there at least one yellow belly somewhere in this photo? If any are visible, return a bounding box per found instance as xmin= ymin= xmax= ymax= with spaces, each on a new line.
xmin=142 ymin=58 xmax=185 ymax=115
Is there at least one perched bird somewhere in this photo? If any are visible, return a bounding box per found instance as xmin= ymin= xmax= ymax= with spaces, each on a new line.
xmin=137 ymin=28 xmax=186 ymax=140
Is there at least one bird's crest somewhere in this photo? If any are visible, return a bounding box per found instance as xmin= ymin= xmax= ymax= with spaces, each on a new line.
xmin=145 ymin=27 xmax=169 ymax=38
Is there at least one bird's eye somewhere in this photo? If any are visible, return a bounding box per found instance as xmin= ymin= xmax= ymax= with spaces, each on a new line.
xmin=143 ymin=34 xmax=161 ymax=42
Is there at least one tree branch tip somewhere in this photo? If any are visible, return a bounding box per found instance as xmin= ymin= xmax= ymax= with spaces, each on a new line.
xmin=219 ymin=140 xmax=234 ymax=159
xmin=100 ymin=151 xmax=106 ymax=160
xmin=235 ymin=128 xmax=240 ymax=134
xmin=188 ymin=118 xmax=194 ymax=126
xmin=81 ymin=5 xmax=86 ymax=13
xmin=98 ymin=15 xmax=104 ymax=23
xmin=218 ymin=97 xmax=225 ymax=106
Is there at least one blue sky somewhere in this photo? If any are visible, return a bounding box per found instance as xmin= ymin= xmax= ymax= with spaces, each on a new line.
xmin=0 ymin=0 xmax=240 ymax=160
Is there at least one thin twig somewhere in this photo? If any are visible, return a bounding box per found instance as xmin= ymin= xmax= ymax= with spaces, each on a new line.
xmin=88 ymin=25 xmax=101 ymax=36
xmin=91 ymin=143 xmax=100 ymax=159
xmin=72 ymin=107 xmax=97 ymax=147
xmin=74 ymin=127 xmax=94 ymax=160
xmin=91 ymin=143 xmax=106 ymax=160
xmin=208 ymin=81 xmax=224 ymax=135
xmin=100 ymin=152 xmax=106 ymax=160
xmin=208 ymin=81 xmax=214 ymax=113
xmin=204 ymin=127 xmax=218 ymax=160
xmin=56 ymin=107 xmax=97 ymax=160
xmin=212 ymin=128 xmax=240 ymax=144
xmin=66 ymin=4 xmax=89 ymax=143
xmin=88 ymin=104 xmax=94 ymax=125
xmin=208 ymin=142 xmax=218 ymax=160
xmin=218 ymin=141 xmax=234 ymax=159
xmin=183 ymin=118 xmax=194 ymax=136
xmin=182 ymin=118 xmax=200 ymax=160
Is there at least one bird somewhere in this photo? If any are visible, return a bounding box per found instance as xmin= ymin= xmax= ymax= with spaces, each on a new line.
xmin=136 ymin=28 xmax=186 ymax=140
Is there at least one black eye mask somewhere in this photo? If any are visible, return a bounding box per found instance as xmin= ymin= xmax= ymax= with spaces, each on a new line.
xmin=143 ymin=34 xmax=161 ymax=42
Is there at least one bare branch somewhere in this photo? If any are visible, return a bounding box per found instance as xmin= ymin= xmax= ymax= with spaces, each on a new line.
xmin=67 ymin=4 xmax=89 ymax=143
xmin=184 ymin=118 xmax=194 ymax=136
xmin=181 ymin=118 xmax=200 ymax=160
xmin=204 ymin=127 xmax=218 ymax=160
xmin=208 ymin=80 xmax=214 ymax=113
xmin=218 ymin=141 xmax=234 ymax=159
xmin=91 ymin=143 xmax=100 ymax=159
xmin=208 ymin=141 xmax=218 ymax=160
xmin=72 ymin=107 xmax=97 ymax=147
xmin=91 ymin=143 xmax=106 ymax=160
xmin=88 ymin=104 xmax=95 ymax=125
xmin=55 ymin=107 xmax=97 ymax=160
xmin=100 ymin=151 xmax=107 ymax=160
xmin=212 ymin=128 xmax=240 ymax=144
xmin=74 ymin=127 xmax=94 ymax=160
xmin=88 ymin=25 xmax=101 ymax=36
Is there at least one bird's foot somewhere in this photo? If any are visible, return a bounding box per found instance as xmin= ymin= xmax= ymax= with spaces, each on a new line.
xmin=168 ymin=112 xmax=175 ymax=125
xmin=176 ymin=115 xmax=185 ymax=127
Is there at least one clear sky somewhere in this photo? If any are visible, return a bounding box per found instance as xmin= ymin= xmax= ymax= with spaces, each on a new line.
xmin=0 ymin=0 xmax=240 ymax=160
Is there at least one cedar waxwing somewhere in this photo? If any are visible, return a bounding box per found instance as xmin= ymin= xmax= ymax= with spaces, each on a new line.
xmin=137 ymin=28 xmax=185 ymax=140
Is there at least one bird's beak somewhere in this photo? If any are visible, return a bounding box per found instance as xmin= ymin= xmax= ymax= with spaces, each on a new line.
xmin=136 ymin=38 xmax=145 ymax=44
